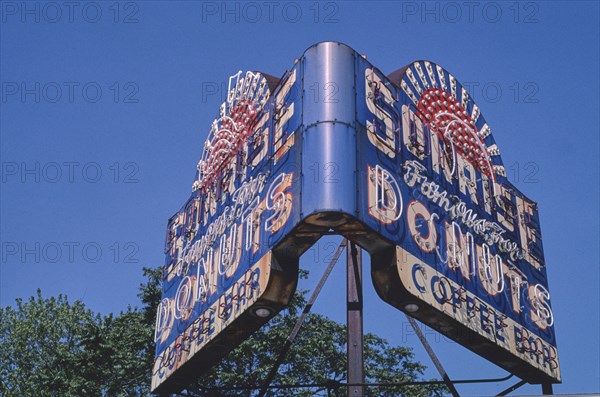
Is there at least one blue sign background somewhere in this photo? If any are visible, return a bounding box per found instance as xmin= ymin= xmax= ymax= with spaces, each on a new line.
xmin=354 ymin=58 xmax=554 ymax=346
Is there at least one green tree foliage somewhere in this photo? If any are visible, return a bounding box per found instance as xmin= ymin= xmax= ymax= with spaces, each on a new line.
xmin=0 ymin=291 xmax=154 ymax=397
xmin=0 ymin=268 xmax=446 ymax=397
xmin=186 ymin=289 xmax=445 ymax=397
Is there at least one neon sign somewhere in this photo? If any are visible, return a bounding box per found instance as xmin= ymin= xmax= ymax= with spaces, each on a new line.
xmin=152 ymin=68 xmax=302 ymax=393
xmin=153 ymin=42 xmax=559 ymax=393
xmin=361 ymin=59 xmax=559 ymax=383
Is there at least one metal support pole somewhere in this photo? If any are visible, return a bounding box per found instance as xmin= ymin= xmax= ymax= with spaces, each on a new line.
xmin=542 ymin=383 xmax=554 ymax=395
xmin=347 ymin=241 xmax=364 ymax=397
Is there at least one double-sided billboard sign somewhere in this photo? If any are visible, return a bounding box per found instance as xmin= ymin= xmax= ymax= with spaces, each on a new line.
xmin=152 ymin=42 xmax=559 ymax=394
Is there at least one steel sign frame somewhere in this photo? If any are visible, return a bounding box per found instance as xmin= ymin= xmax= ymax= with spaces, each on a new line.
xmin=153 ymin=42 xmax=559 ymax=394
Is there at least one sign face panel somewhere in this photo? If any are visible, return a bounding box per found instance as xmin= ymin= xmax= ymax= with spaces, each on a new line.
xmin=152 ymin=69 xmax=303 ymax=393
xmin=154 ymin=42 xmax=559 ymax=393
xmin=354 ymin=59 xmax=560 ymax=383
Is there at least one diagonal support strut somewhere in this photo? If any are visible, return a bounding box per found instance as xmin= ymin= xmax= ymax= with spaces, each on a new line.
xmin=256 ymin=238 xmax=348 ymax=397
xmin=405 ymin=315 xmax=461 ymax=397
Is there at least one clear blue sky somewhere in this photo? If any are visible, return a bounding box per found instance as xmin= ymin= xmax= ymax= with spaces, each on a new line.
xmin=1 ymin=1 xmax=598 ymax=395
